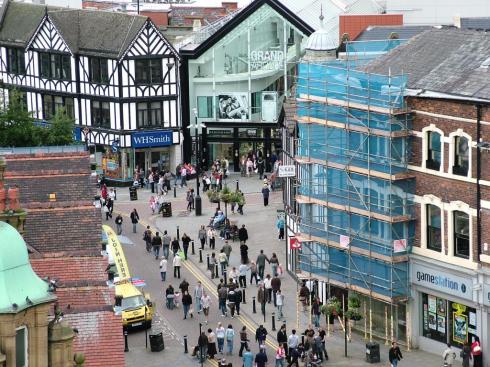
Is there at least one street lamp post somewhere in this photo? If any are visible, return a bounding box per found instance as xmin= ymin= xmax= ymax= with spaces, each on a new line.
xmin=188 ymin=108 xmax=206 ymax=216
xmin=199 ymin=322 xmax=203 ymax=367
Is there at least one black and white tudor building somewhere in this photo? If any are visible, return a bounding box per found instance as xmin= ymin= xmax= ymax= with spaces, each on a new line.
xmin=0 ymin=1 xmax=181 ymax=181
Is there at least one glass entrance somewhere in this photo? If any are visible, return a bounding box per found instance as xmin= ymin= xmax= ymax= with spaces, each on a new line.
xmin=209 ymin=143 xmax=234 ymax=170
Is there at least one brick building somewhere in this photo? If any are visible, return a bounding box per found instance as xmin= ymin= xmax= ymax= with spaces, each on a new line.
xmin=2 ymin=147 xmax=125 ymax=367
xmin=365 ymin=28 xmax=490 ymax=360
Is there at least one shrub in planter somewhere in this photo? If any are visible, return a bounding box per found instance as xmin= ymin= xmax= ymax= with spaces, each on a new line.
xmin=345 ymin=308 xmax=362 ymax=321
xmin=206 ymin=190 xmax=220 ymax=203
xmin=321 ymin=297 xmax=342 ymax=317
xmin=348 ymin=295 xmax=361 ymax=309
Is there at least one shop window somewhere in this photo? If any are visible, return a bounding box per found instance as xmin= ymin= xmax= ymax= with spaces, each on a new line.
xmin=427 ymin=204 xmax=442 ymax=251
xmin=15 ymin=326 xmax=27 ymax=367
xmin=197 ymin=96 xmax=213 ymax=118
xmin=135 ymin=59 xmax=162 ymax=84
xmin=137 ymin=101 xmax=162 ymax=128
xmin=454 ymin=211 xmax=470 ymax=259
xmin=43 ymin=95 xmax=74 ymax=120
xmin=39 ymin=52 xmax=71 ymax=80
xmin=453 ymin=136 xmax=469 ymax=176
xmin=89 ymin=57 xmax=109 ymax=84
xmin=91 ymin=101 xmax=110 ymax=128
xmin=426 ymin=131 xmax=441 ymax=170
xmin=7 ymin=47 xmax=25 ymax=75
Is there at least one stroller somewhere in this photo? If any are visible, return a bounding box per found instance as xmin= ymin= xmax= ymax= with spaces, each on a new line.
xmin=304 ymin=351 xmax=322 ymax=367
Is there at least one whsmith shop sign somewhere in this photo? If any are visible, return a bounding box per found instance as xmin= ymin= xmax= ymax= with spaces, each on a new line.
xmin=411 ymin=263 xmax=472 ymax=301
xmin=132 ymin=130 xmax=173 ymax=148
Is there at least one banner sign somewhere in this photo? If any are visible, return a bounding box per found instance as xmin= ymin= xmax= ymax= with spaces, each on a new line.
xmin=131 ymin=130 xmax=173 ymax=148
xmin=103 ymin=225 xmax=131 ymax=281
xmin=250 ymin=50 xmax=284 ymax=71
xmin=278 ymin=165 xmax=296 ymax=177
xmin=289 ymin=237 xmax=302 ymax=250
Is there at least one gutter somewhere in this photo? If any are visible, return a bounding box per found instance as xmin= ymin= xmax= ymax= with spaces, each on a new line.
xmin=477 ymin=104 xmax=482 ymax=259
xmin=405 ymin=89 xmax=490 ymax=104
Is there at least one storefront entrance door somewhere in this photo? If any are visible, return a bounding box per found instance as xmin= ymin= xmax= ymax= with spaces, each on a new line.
xmin=209 ymin=143 xmax=234 ymax=170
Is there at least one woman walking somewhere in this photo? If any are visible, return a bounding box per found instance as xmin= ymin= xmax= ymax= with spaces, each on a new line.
xmin=207 ymin=328 xmax=218 ymax=360
xmin=182 ymin=290 xmax=192 ymax=319
xmin=471 ymin=336 xmax=482 ymax=367
xmin=201 ymin=291 xmax=211 ymax=324
xmin=208 ymin=227 xmax=216 ymax=250
xmin=270 ymin=253 xmax=279 ymax=277
xmin=198 ymin=225 xmax=207 ymax=249
xmin=275 ymin=343 xmax=286 ymax=367
xmin=225 ymin=325 xmax=235 ymax=355
xmin=216 ymin=322 xmax=226 ymax=354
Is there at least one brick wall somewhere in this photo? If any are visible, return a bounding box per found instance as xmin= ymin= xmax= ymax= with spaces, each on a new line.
xmin=141 ymin=11 xmax=170 ymax=27
xmin=339 ymin=14 xmax=403 ymax=41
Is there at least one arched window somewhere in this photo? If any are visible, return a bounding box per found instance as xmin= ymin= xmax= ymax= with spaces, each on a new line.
xmin=426 ymin=131 xmax=441 ymax=170
xmin=427 ymin=204 xmax=442 ymax=251
xmin=453 ymin=136 xmax=469 ymax=176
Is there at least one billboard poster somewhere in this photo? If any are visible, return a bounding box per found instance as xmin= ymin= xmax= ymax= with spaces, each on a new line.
xmin=453 ymin=313 xmax=468 ymax=344
xmin=217 ymin=94 xmax=249 ymax=120
xmin=261 ymin=91 xmax=278 ymax=122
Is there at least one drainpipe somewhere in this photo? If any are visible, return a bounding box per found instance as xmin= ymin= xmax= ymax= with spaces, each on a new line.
xmin=476 ymin=104 xmax=482 ymax=258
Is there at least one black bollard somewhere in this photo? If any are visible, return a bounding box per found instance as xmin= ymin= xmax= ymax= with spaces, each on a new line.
xmin=236 ymin=180 xmax=239 ymax=191
xmin=302 ymin=335 xmax=305 ymax=345
xmin=272 ymin=312 xmax=276 ymax=331
xmin=263 ymin=304 xmax=266 ymax=323
xmin=214 ymin=264 xmax=219 ymax=279
xmin=124 ymin=330 xmax=129 ymax=352
xmin=204 ymin=252 xmax=207 ymax=266
xmin=224 ymin=270 xmax=227 ymax=285
xmin=252 ymin=297 xmax=257 ymax=314
xmin=192 ymin=241 xmax=195 ymax=255
xmin=242 ymin=289 xmax=246 ymax=304
xmin=174 ymin=185 xmax=177 ymax=198
xmin=177 ymin=226 xmax=180 ymax=240
xmin=184 ymin=335 xmax=188 ymax=353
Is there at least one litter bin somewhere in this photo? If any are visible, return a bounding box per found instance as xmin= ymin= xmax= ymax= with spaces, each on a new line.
xmin=149 ymin=332 xmax=165 ymax=352
xmin=161 ymin=202 xmax=172 ymax=217
xmin=365 ymin=342 xmax=380 ymax=363
xmin=129 ymin=186 xmax=138 ymax=201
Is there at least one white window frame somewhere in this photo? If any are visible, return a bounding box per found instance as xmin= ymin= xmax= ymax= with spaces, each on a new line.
xmin=447 ymin=201 xmax=473 ymax=261
xmin=420 ymin=194 xmax=445 ymax=253
xmin=15 ymin=325 xmax=28 ymax=367
xmin=422 ymin=124 xmax=444 ymax=172
xmin=448 ymin=129 xmax=472 ymax=178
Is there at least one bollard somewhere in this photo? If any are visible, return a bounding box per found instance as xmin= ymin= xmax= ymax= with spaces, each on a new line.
xmin=214 ymin=264 xmax=219 ymax=279
xmin=192 ymin=241 xmax=195 ymax=255
xmin=242 ymin=289 xmax=246 ymax=304
xmin=236 ymin=180 xmax=239 ymax=191
xmin=252 ymin=297 xmax=257 ymax=314
xmin=174 ymin=186 xmax=177 ymax=198
xmin=184 ymin=335 xmax=188 ymax=353
xmin=272 ymin=312 xmax=276 ymax=331
xmin=124 ymin=330 xmax=129 ymax=352
xmin=205 ymin=252 xmax=208 ymax=266
xmin=302 ymin=335 xmax=305 ymax=345
xmin=177 ymin=226 xmax=180 ymax=240
xmin=114 ymin=188 xmax=117 ymax=200
xmin=264 ymin=305 xmax=266 ymax=323
xmin=224 ymin=270 xmax=227 ymax=285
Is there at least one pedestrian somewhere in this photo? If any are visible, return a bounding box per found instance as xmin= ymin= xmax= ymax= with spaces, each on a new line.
xmin=201 ymin=291 xmax=211 ymax=324
xmin=198 ymin=332 xmax=208 ymax=362
xmin=318 ymin=327 xmax=329 ymax=361
xmin=222 ymin=240 xmax=232 ymax=263
xmin=151 ymin=231 xmax=162 ymax=259
xmin=276 ymin=290 xmax=284 ymax=320
xmin=165 ymin=284 xmax=175 ymax=309
xmin=258 ymin=283 xmax=266 ymax=315
xmin=171 ymin=237 xmax=180 ymax=256
xmin=194 ymin=281 xmax=203 ymax=314
xmin=240 ymin=242 xmax=249 ymax=265
xmin=275 ymin=343 xmax=286 ymax=367
xmin=149 ymin=171 xmax=155 ymax=193
xmin=221 ymin=324 xmax=233 ymax=355
xmin=162 ymin=230 xmax=171 ymax=258
xmin=299 ymin=281 xmax=310 ymax=312
xmin=277 ymin=324 xmax=288 ymax=354
xmin=218 ymin=250 xmax=228 ymax=276
xmin=255 ymin=347 xmax=268 ymax=367
xmin=271 ymin=275 xmax=281 ymax=306
xmin=159 ymin=256 xmax=167 ymax=281
xmin=130 ymin=208 xmax=139 ymax=233
xmin=288 ymin=329 xmax=299 ymax=355
xmin=264 ymin=274 xmax=273 ymax=304
xmin=243 ymin=347 xmax=254 ymax=367
xmin=276 ymin=216 xmax=285 ymax=240
xmin=239 ymin=263 xmax=248 ymax=288
xmin=208 ymin=227 xmax=216 ymax=250
xmin=389 ymin=341 xmax=403 ymax=367
xmin=227 ymin=288 xmax=237 ymax=318
xmin=218 ymin=283 xmax=228 ymax=317
xmin=238 ymin=224 xmax=248 ymax=244
xmin=270 ymin=253 xmax=279 ymax=277
xmin=216 ymin=322 xmax=226 ymax=354
xmin=257 ymin=157 xmax=265 ymax=179
xmin=461 ymin=342 xmax=472 ymax=367
xmin=235 ymin=286 xmax=242 ymax=315
xmin=442 ymin=343 xmax=456 ymax=367
xmin=144 ymin=226 xmax=153 ymax=253
xmin=256 ymin=250 xmax=270 ymax=280
xmin=198 ymin=225 xmax=207 ymax=249
xmin=209 ymin=252 xmax=217 ymax=278
xmin=182 ymin=233 xmax=191 ymax=260
xmin=471 ymin=336 xmax=482 ymax=367
xmin=182 ymin=290 xmax=192 ymax=319
xmin=288 ymin=346 xmax=300 ymax=367
xmin=312 ymin=298 xmax=321 ymax=328
xmin=237 ymin=190 xmax=244 ymax=215
xmin=261 ymin=183 xmax=270 ymax=206
xmin=207 ymin=328 xmax=217 ymax=359
xmin=103 ymin=199 xmax=111 ymax=220
xmin=173 ymin=252 xmax=182 ymax=278
xmin=187 ymin=189 xmax=194 ymax=211
xmin=115 ymin=214 xmax=123 ymax=235
xmin=229 ymin=266 xmax=239 ymax=285
xmin=250 ymin=261 xmax=259 ymax=285
xmin=239 ymin=326 xmax=249 ymax=357
xmin=255 ymin=325 xmax=268 ymax=346
xmin=179 ymin=278 xmax=189 ymax=294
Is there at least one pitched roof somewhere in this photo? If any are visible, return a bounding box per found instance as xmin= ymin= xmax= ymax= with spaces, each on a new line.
xmin=363 ymin=28 xmax=490 ymax=101
xmin=356 ymin=25 xmax=433 ymax=41
xmin=461 ymin=17 xmax=490 ymax=31
xmin=64 ymin=311 xmax=125 ymax=367
xmin=0 ymin=1 xmax=46 ymax=47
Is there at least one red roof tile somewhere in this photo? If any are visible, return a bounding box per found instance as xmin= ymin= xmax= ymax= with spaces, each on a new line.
xmin=64 ymin=311 xmax=125 ymax=367
xmin=31 ymin=256 xmax=109 ymax=284
xmin=54 ymin=287 xmax=115 ymax=313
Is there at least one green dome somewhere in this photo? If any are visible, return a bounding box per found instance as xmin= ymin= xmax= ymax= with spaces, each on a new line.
xmin=0 ymin=222 xmax=55 ymax=313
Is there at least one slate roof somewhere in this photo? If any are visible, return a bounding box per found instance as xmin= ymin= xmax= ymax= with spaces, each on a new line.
xmin=356 ymin=25 xmax=433 ymax=41
xmin=0 ymin=1 xmax=150 ymax=58
xmin=363 ymin=28 xmax=490 ymax=101
xmin=461 ymin=17 xmax=490 ymax=31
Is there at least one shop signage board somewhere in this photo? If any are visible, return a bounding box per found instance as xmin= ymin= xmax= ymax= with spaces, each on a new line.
xmin=250 ymin=50 xmax=284 ymax=71
xmin=483 ymin=283 xmax=490 ymax=306
xmin=278 ymin=165 xmax=296 ymax=177
xmin=289 ymin=237 xmax=301 ymax=250
xmin=411 ymin=263 xmax=473 ymax=301
xmin=131 ymin=130 xmax=173 ymax=148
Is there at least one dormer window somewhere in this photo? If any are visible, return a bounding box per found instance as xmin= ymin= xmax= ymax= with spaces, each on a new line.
xmin=39 ymin=52 xmax=71 ymax=80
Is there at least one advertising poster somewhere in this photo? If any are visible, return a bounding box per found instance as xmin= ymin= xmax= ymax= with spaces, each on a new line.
xmin=261 ymin=91 xmax=278 ymax=122
xmin=428 ymin=295 xmax=437 ymax=313
xmin=437 ymin=298 xmax=446 ymax=316
xmin=437 ymin=315 xmax=446 ymax=333
xmin=217 ymin=94 xmax=249 ymax=120
xmin=423 ymin=304 xmax=428 ymax=330
xmin=453 ymin=313 xmax=468 ymax=344
xmin=428 ymin=312 xmax=437 ymax=330
xmin=469 ymin=312 xmax=476 ymax=326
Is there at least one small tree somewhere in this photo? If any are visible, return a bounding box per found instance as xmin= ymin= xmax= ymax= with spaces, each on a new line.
xmin=0 ymin=90 xmax=38 ymax=147
xmin=46 ymin=107 xmax=74 ymax=146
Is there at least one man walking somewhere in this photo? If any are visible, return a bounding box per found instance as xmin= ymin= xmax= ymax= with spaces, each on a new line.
xmin=144 ymin=226 xmax=153 ymax=253
xmin=222 ymin=240 xmax=232 ymax=263
xmin=271 ymin=275 xmax=281 ymax=306
xmin=261 ymin=183 xmax=270 ymax=206
xmin=239 ymin=326 xmax=249 ymax=357
xmin=115 ymin=214 xmax=123 ymax=235
xmin=182 ymin=233 xmax=191 ymax=260
xmin=194 ymin=281 xmax=203 ymax=315
xmin=238 ymin=224 xmax=248 ymax=244
xmin=162 ymin=230 xmax=171 ymax=258
xmin=239 ymin=263 xmax=248 ymax=288
xmin=159 ymin=256 xmax=167 ymax=281
xmin=257 ymin=284 xmax=266 ymax=316
xmin=173 ymin=252 xmax=182 ymax=279
xmin=130 ymin=208 xmax=139 ymax=233
xmin=389 ymin=341 xmax=403 ymax=367
xmin=218 ymin=283 xmax=228 ymax=317
xmin=240 ymin=242 xmax=249 ymax=264
xmin=218 ymin=250 xmax=228 ymax=276
xmin=198 ymin=225 xmax=207 ymax=249
xmin=256 ymin=250 xmax=269 ymax=280
xmin=255 ymin=325 xmax=268 ymax=346
xmin=151 ymin=231 xmax=162 ymax=259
